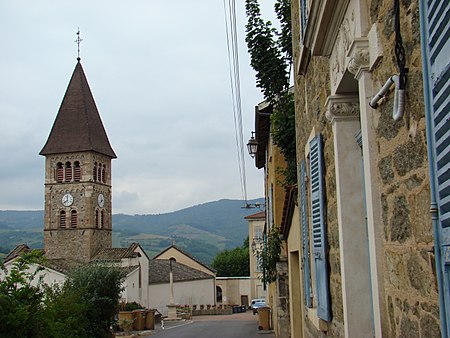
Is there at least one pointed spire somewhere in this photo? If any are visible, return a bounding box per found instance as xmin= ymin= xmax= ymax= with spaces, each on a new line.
xmin=40 ymin=62 xmax=116 ymax=158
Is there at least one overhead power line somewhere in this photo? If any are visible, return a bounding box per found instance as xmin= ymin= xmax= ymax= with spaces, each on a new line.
xmin=223 ymin=0 xmax=248 ymax=204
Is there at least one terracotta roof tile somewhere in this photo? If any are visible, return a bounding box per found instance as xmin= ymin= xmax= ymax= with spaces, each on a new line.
xmin=244 ymin=210 xmax=266 ymax=219
xmin=92 ymin=243 xmax=140 ymax=261
xmin=40 ymin=61 xmax=116 ymax=158
xmin=3 ymin=244 xmax=31 ymax=263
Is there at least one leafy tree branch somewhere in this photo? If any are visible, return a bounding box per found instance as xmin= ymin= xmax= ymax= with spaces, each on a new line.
xmin=245 ymin=0 xmax=297 ymax=185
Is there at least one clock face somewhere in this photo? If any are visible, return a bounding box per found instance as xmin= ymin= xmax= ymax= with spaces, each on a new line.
xmin=97 ymin=193 xmax=105 ymax=208
xmin=62 ymin=193 xmax=74 ymax=207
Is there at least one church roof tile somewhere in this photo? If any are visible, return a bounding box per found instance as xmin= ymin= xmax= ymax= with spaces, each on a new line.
xmin=148 ymin=259 xmax=214 ymax=284
xmin=40 ymin=61 xmax=116 ymax=158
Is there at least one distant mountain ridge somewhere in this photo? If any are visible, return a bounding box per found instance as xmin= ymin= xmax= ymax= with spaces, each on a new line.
xmin=0 ymin=198 xmax=264 ymax=263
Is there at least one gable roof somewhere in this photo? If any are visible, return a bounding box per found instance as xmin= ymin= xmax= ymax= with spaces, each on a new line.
xmin=92 ymin=242 xmax=141 ymax=261
xmin=3 ymin=244 xmax=32 ymax=263
xmin=244 ymin=210 xmax=266 ymax=220
xmin=43 ymin=258 xmax=85 ymax=274
xmin=40 ymin=61 xmax=116 ymax=158
xmin=148 ymin=259 xmax=214 ymax=284
xmin=152 ymin=245 xmax=216 ymax=274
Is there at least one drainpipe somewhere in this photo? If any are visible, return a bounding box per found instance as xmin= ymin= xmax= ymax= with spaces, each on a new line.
xmin=419 ymin=0 xmax=448 ymax=336
xmin=369 ymin=75 xmax=405 ymax=121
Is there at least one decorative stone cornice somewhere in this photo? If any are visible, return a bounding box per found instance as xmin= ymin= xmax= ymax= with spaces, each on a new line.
xmin=325 ymin=95 xmax=360 ymax=124
xmin=304 ymin=0 xmax=351 ymax=57
xmin=347 ymin=38 xmax=369 ymax=76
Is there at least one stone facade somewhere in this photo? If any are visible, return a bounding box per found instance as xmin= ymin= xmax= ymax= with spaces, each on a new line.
xmin=288 ymin=0 xmax=439 ymax=337
xmin=43 ymin=151 xmax=113 ymax=262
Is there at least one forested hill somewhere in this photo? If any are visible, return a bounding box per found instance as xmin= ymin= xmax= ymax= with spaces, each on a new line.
xmin=0 ymin=198 xmax=264 ymax=264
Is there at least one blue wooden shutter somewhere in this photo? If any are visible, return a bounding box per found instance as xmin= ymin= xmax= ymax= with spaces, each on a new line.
xmin=300 ymin=159 xmax=312 ymax=307
xmin=300 ymin=0 xmax=308 ymax=43
xmin=309 ymin=134 xmax=331 ymax=321
xmin=421 ymin=0 xmax=450 ymax=335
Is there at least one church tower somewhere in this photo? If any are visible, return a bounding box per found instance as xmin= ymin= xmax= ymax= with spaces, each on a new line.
xmin=40 ymin=60 xmax=116 ymax=262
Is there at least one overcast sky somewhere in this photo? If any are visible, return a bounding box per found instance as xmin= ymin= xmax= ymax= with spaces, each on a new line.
xmin=0 ymin=1 xmax=278 ymax=214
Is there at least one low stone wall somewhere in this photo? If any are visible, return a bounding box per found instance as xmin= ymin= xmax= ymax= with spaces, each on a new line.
xmin=192 ymin=308 xmax=233 ymax=316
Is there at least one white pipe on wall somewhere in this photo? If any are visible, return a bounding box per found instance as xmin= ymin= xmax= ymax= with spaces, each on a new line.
xmin=369 ymin=74 xmax=405 ymax=121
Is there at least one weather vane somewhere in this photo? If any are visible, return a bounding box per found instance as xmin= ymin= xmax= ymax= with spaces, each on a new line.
xmin=75 ymin=28 xmax=83 ymax=61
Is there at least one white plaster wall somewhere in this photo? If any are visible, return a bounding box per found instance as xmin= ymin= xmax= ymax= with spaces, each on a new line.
xmin=120 ymin=269 xmax=140 ymax=305
xmin=1 ymin=260 xmax=66 ymax=288
xmin=216 ymin=278 xmax=251 ymax=305
xmin=148 ymin=278 xmax=215 ymax=315
xmin=136 ymin=246 xmax=150 ymax=308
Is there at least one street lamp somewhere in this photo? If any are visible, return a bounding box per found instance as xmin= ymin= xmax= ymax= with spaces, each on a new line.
xmin=247 ymin=131 xmax=258 ymax=158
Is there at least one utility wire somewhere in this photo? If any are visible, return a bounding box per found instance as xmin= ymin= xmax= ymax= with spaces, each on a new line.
xmin=223 ymin=0 xmax=248 ymax=204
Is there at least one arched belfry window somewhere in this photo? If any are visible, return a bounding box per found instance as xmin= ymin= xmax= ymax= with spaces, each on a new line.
xmin=74 ymin=161 xmax=81 ymax=182
xmin=97 ymin=164 xmax=102 ymax=183
xmin=93 ymin=162 xmax=97 ymax=182
xmin=71 ymin=210 xmax=77 ymax=228
xmin=100 ymin=210 xmax=104 ymax=228
xmin=56 ymin=162 xmax=64 ymax=182
xmin=60 ymin=211 xmax=66 ymax=228
xmin=102 ymin=165 xmax=106 ymax=183
xmin=95 ymin=210 xmax=99 ymax=228
xmin=65 ymin=162 xmax=72 ymax=182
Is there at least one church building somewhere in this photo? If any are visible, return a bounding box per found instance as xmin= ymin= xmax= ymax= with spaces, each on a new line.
xmin=1 ymin=56 xmax=215 ymax=315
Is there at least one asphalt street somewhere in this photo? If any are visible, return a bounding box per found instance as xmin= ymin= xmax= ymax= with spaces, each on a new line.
xmin=145 ymin=311 xmax=275 ymax=338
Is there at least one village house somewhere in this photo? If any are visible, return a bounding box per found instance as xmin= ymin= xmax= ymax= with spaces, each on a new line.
xmin=250 ymin=0 xmax=449 ymax=337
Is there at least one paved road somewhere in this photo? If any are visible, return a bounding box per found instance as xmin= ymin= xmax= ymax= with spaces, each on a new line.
xmin=145 ymin=311 xmax=275 ymax=338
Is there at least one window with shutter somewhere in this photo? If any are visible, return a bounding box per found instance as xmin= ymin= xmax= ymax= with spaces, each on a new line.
xmin=97 ymin=165 xmax=102 ymax=183
xmin=56 ymin=162 xmax=64 ymax=182
xmin=309 ymin=134 xmax=331 ymax=321
xmin=60 ymin=211 xmax=66 ymax=228
xmin=300 ymin=159 xmax=312 ymax=308
xmin=421 ymin=0 xmax=450 ymax=334
xmin=65 ymin=162 xmax=72 ymax=182
xmin=300 ymin=0 xmax=309 ymax=43
xmin=93 ymin=162 xmax=97 ymax=182
xmin=71 ymin=210 xmax=77 ymax=228
xmin=102 ymin=165 xmax=106 ymax=183
xmin=74 ymin=161 xmax=81 ymax=182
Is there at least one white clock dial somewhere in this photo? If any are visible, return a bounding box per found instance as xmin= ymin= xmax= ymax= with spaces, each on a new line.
xmin=98 ymin=193 xmax=105 ymax=208
xmin=62 ymin=193 xmax=74 ymax=207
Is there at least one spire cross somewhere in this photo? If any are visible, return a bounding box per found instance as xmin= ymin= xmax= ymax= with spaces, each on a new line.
xmin=75 ymin=28 xmax=83 ymax=61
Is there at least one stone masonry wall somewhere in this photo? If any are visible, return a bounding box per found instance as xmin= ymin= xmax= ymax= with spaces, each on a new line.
xmin=292 ymin=1 xmax=344 ymax=335
xmin=291 ymin=0 xmax=439 ymax=336
xmin=369 ymin=0 xmax=440 ymax=336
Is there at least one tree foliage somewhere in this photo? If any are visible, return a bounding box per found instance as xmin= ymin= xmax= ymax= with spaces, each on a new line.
xmin=0 ymin=253 xmax=125 ymax=338
xmin=212 ymin=237 xmax=250 ymax=277
xmin=261 ymin=226 xmax=282 ymax=284
xmin=245 ymin=0 xmax=289 ymax=101
xmin=245 ymin=0 xmax=297 ymax=185
xmin=59 ymin=264 xmax=125 ymax=337
xmin=0 ymin=250 xmax=46 ymax=337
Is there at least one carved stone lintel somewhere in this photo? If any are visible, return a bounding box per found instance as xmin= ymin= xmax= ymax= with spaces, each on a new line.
xmin=325 ymin=95 xmax=360 ymax=124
